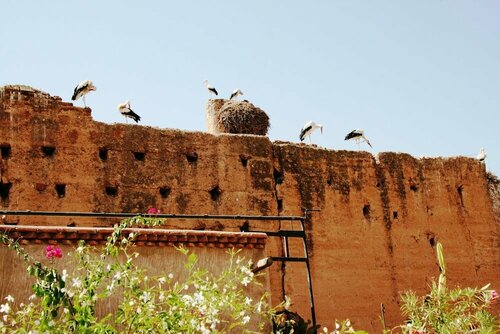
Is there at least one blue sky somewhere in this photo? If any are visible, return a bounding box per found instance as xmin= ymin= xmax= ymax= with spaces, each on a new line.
xmin=1 ymin=1 xmax=499 ymax=175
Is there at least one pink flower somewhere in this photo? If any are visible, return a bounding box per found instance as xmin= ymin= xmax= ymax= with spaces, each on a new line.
xmin=491 ymin=290 xmax=498 ymax=304
xmin=147 ymin=207 xmax=160 ymax=214
xmin=45 ymin=245 xmax=63 ymax=260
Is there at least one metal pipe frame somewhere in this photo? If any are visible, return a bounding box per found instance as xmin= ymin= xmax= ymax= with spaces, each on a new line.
xmin=0 ymin=210 xmax=304 ymax=221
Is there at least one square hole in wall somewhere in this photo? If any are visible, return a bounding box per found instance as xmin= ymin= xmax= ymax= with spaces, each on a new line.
xmin=105 ymin=186 xmax=118 ymax=196
xmin=41 ymin=146 xmax=56 ymax=157
xmin=99 ymin=148 xmax=109 ymax=161
xmin=186 ymin=152 xmax=198 ymax=164
xmin=209 ymin=185 xmax=221 ymax=201
xmin=133 ymin=152 xmax=145 ymax=161
xmin=0 ymin=144 xmax=11 ymax=160
xmin=363 ymin=204 xmax=371 ymax=220
xmin=159 ymin=186 xmax=171 ymax=198
xmin=0 ymin=181 xmax=12 ymax=203
xmin=55 ymin=184 xmax=66 ymax=198
xmin=239 ymin=155 xmax=251 ymax=167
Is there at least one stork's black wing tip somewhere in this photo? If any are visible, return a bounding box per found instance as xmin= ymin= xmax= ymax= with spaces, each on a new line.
xmin=344 ymin=131 xmax=357 ymax=140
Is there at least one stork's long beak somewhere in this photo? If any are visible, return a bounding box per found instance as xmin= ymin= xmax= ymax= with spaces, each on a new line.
xmin=366 ymin=139 xmax=373 ymax=148
xmin=320 ymin=126 xmax=323 ymax=134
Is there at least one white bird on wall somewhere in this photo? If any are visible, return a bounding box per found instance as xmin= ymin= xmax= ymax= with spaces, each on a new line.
xmin=477 ymin=147 xmax=486 ymax=162
xmin=71 ymin=80 xmax=96 ymax=107
xmin=299 ymin=121 xmax=323 ymax=143
xmin=229 ymin=89 xmax=244 ymax=100
xmin=118 ymin=100 xmax=141 ymax=123
xmin=203 ymin=80 xmax=218 ymax=96
xmin=344 ymin=129 xmax=373 ymax=148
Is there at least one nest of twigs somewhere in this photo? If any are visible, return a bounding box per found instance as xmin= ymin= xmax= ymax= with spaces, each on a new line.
xmin=215 ymin=100 xmax=270 ymax=136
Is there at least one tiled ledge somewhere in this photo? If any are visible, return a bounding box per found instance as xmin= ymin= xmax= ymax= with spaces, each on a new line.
xmin=0 ymin=225 xmax=267 ymax=249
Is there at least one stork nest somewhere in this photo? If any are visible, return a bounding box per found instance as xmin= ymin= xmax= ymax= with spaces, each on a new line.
xmin=215 ymin=100 xmax=270 ymax=136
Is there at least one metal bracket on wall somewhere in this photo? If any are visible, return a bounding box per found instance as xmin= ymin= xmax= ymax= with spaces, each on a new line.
xmin=251 ymin=208 xmax=319 ymax=332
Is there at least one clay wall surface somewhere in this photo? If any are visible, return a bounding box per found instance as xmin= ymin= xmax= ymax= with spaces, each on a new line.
xmin=1 ymin=85 xmax=498 ymax=332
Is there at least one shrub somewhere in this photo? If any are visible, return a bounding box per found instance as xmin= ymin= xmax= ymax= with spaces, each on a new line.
xmin=0 ymin=214 xmax=273 ymax=333
xmin=398 ymin=242 xmax=498 ymax=334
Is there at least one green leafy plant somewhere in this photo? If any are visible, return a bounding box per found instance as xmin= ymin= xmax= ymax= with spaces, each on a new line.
xmin=0 ymin=213 xmax=273 ymax=333
xmin=398 ymin=242 xmax=498 ymax=334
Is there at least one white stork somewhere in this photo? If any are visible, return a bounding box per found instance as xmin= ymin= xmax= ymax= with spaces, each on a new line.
xmin=229 ymin=89 xmax=244 ymax=100
xmin=71 ymin=80 xmax=96 ymax=107
xmin=118 ymin=100 xmax=141 ymax=123
xmin=476 ymin=148 xmax=486 ymax=162
xmin=203 ymin=80 xmax=218 ymax=96
xmin=299 ymin=121 xmax=323 ymax=143
xmin=344 ymin=129 xmax=373 ymax=148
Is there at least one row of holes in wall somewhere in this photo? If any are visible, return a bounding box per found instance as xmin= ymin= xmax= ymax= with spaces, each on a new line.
xmin=0 ymin=145 xmax=247 ymax=204
xmin=1 ymin=188 xmax=428 ymax=219
xmin=1 ymin=146 xmax=466 ymax=207
xmin=1 ymin=144 xmax=466 ymax=201
xmin=100 ymin=149 xmax=252 ymax=167
xmin=1 ymin=145 xmax=251 ymax=166
xmin=0 ymin=183 xmax=223 ymax=202
xmin=1 ymin=145 xmax=424 ymax=211
xmin=39 ymin=184 xmax=172 ymax=199
xmin=1 ymin=145 xmax=57 ymax=159
xmin=104 ymin=186 xmax=221 ymax=200
xmin=6 ymin=144 xmax=423 ymax=194
xmin=1 ymin=183 xmax=466 ymax=209
xmin=361 ymin=205 xmax=399 ymax=220
xmin=1 ymin=145 xmax=253 ymax=167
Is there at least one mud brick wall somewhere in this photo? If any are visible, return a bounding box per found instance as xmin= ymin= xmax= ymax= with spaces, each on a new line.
xmin=1 ymin=85 xmax=498 ymax=332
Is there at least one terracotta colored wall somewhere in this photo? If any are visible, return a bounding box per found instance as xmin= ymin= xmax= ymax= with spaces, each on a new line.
xmin=1 ymin=85 xmax=498 ymax=332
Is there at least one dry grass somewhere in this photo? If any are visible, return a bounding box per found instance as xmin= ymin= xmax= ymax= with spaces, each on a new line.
xmin=215 ymin=100 xmax=270 ymax=136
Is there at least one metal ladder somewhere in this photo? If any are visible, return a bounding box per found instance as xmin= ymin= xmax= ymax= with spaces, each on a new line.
xmin=252 ymin=209 xmax=317 ymax=331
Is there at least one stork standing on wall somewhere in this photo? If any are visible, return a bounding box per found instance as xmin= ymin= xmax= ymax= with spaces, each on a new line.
xmin=71 ymin=80 xmax=96 ymax=107
xmin=229 ymin=89 xmax=244 ymax=100
xmin=118 ymin=100 xmax=141 ymax=123
xmin=344 ymin=129 xmax=373 ymax=148
xmin=299 ymin=121 xmax=323 ymax=143
xmin=203 ymin=80 xmax=218 ymax=96
xmin=477 ymin=147 xmax=486 ymax=162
